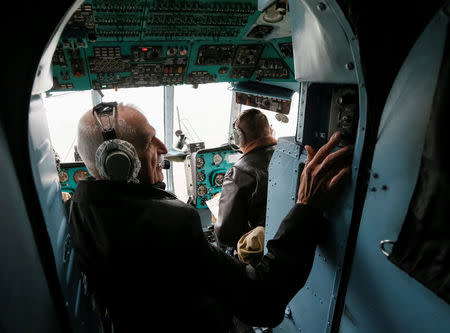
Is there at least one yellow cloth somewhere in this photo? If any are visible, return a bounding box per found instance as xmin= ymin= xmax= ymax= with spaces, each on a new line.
xmin=62 ymin=191 xmax=72 ymax=202
xmin=237 ymin=226 xmax=265 ymax=266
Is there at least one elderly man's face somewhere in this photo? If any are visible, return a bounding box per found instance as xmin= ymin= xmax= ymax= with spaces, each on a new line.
xmin=140 ymin=125 xmax=168 ymax=184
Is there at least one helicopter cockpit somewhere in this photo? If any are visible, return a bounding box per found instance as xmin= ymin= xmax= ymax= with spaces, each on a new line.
xmin=2 ymin=0 xmax=449 ymax=332
xmin=36 ymin=2 xmax=362 ymax=331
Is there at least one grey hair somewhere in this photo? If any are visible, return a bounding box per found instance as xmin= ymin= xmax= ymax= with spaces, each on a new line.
xmin=76 ymin=103 xmax=149 ymax=178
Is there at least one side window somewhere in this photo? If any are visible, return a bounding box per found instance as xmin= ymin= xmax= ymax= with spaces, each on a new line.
xmin=44 ymin=87 xmax=165 ymax=164
xmin=172 ymin=83 xmax=234 ymax=201
xmin=43 ymin=91 xmax=93 ymax=162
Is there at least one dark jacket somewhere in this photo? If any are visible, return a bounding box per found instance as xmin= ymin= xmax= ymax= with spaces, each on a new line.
xmin=70 ymin=179 xmax=324 ymax=333
xmin=215 ymin=145 xmax=276 ymax=248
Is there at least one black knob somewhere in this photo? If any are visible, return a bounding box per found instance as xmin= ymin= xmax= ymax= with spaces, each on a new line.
xmin=337 ymin=93 xmax=357 ymax=105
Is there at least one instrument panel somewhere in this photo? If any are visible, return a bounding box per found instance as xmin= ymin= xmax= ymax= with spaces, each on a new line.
xmin=59 ymin=162 xmax=91 ymax=194
xmin=186 ymin=145 xmax=242 ymax=209
xmin=50 ymin=0 xmax=295 ymax=91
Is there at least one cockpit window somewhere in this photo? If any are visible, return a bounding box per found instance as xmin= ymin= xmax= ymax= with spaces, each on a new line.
xmin=173 ymin=82 xmax=233 ymax=148
xmin=43 ymin=90 xmax=93 ymax=162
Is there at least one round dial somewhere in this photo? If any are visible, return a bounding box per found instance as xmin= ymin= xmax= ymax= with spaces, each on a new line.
xmin=200 ymin=197 xmax=208 ymax=207
xmin=212 ymin=153 xmax=223 ymax=165
xmin=197 ymin=184 xmax=208 ymax=197
xmin=213 ymin=173 xmax=225 ymax=187
xmin=58 ymin=171 xmax=69 ymax=183
xmin=196 ymin=156 xmax=205 ymax=169
xmin=73 ymin=169 xmax=89 ymax=183
xmin=197 ymin=171 xmax=206 ymax=183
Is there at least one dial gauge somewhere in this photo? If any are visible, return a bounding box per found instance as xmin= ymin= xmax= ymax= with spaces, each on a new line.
xmin=213 ymin=173 xmax=225 ymax=187
xmin=197 ymin=171 xmax=206 ymax=183
xmin=58 ymin=171 xmax=69 ymax=183
xmin=196 ymin=156 xmax=205 ymax=169
xmin=197 ymin=184 xmax=208 ymax=197
xmin=73 ymin=169 xmax=89 ymax=183
xmin=212 ymin=153 xmax=223 ymax=165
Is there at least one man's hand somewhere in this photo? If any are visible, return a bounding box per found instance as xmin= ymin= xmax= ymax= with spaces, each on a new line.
xmin=297 ymin=132 xmax=353 ymax=208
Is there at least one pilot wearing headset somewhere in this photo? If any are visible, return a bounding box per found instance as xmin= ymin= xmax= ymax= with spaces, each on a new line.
xmin=70 ymin=102 xmax=352 ymax=333
xmin=214 ymin=108 xmax=277 ymax=255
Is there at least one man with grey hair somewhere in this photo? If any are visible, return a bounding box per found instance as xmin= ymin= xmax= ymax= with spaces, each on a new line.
xmin=77 ymin=103 xmax=167 ymax=183
xmin=70 ymin=102 xmax=352 ymax=333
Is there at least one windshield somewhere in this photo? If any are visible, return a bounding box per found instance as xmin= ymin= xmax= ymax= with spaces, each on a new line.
xmin=44 ymin=84 xmax=298 ymax=202
xmin=173 ymin=83 xmax=233 ymax=149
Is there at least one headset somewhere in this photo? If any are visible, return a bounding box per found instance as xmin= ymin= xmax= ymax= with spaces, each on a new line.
xmin=92 ymin=102 xmax=141 ymax=183
xmin=232 ymin=108 xmax=264 ymax=147
xmin=232 ymin=120 xmax=246 ymax=147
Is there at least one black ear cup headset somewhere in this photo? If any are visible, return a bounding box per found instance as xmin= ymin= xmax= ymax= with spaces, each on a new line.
xmin=93 ymin=102 xmax=141 ymax=183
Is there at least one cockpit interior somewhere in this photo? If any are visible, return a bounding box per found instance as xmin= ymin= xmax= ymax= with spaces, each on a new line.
xmin=1 ymin=0 xmax=450 ymax=332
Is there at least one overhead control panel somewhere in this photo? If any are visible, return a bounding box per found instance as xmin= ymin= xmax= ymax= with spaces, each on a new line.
xmin=50 ymin=0 xmax=296 ymax=91
xmin=233 ymin=80 xmax=294 ymax=113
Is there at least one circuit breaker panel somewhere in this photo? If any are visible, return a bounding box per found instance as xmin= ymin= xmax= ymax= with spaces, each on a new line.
xmin=51 ymin=0 xmax=296 ymax=91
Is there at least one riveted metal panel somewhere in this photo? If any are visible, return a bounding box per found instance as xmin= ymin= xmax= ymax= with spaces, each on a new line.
xmin=266 ymin=73 xmax=366 ymax=333
xmin=265 ymin=137 xmax=303 ymax=244
xmin=28 ymin=95 xmax=101 ymax=333
xmin=265 ymin=132 xmax=360 ymax=333
xmin=340 ymin=6 xmax=450 ymax=333
xmin=289 ymin=0 xmax=358 ymax=83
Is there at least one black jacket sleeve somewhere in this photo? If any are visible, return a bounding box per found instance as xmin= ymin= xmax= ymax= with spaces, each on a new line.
xmin=190 ymin=203 xmax=325 ymax=328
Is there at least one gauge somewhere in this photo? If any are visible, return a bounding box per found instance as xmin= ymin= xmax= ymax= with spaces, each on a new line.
xmin=196 ymin=156 xmax=205 ymax=169
xmin=212 ymin=153 xmax=223 ymax=165
xmin=200 ymin=197 xmax=209 ymax=207
xmin=58 ymin=171 xmax=69 ymax=183
xmin=197 ymin=184 xmax=208 ymax=197
xmin=73 ymin=169 xmax=89 ymax=183
xmin=197 ymin=171 xmax=206 ymax=183
xmin=213 ymin=173 xmax=225 ymax=187
xmin=167 ymin=47 xmax=178 ymax=56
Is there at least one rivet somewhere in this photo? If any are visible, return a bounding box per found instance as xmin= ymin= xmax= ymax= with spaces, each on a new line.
xmin=373 ymin=173 xmax=379 ymax=179
xmin=317 ymin=2 xmax=327 ymax=11
xmin=382 ymin=185 xmax=388 ymax=191
xmin=370 ymin=187 xmax=376 ymax=192
xmin=346 ymin=62 xmax=355 ymax=70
